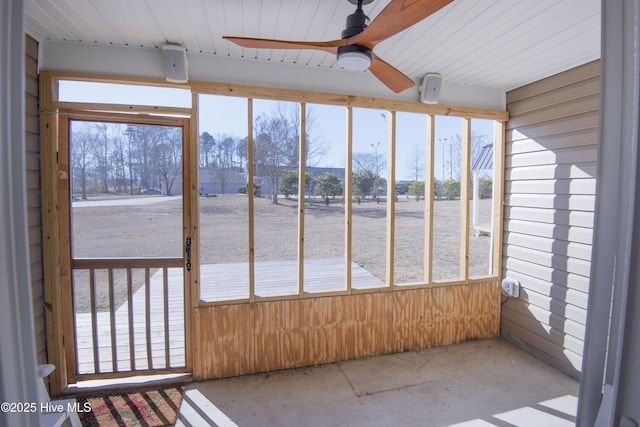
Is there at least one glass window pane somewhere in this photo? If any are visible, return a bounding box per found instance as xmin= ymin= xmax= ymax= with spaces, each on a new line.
xmin=351 ymin=108 xmax=387 ymax=289
xmin=253 ymin=100 xmax=301 ymax=297
xmin=394 ymin=112 xmax=427 ymax=285
xmin=304 ymin=104 xmax=347 ymax=293
xmin=469 ymin=119 xmax=496 ymax=278
xmin=198 ymin=94 xmax=250 ymax=302
xmin=433 ymin=116 xmax=462 ymax=282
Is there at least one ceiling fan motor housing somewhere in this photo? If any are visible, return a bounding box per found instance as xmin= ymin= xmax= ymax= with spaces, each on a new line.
xmin=342 ymin=8 xmax=370 ymax=39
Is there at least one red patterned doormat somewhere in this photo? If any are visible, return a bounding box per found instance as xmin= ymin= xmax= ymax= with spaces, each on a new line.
xmin=77 ymin=385 xmax=184 ymax=427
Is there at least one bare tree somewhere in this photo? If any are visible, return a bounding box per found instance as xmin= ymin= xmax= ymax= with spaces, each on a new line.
xmin=153 ymin=127 xmax=182 ymax=196
xmin=212 ymin=135 xmax=237 ymax=194
xmin=109 ymin=124 xmax=129 ymax=193
xmin=70 ymin=122 xmax=94 ymax=200
xmin=254 ymin=112 xmax=293 ymax=203
xmin=92 ymin=123 xmax=111 ymax=193
xmin=199 ymin=131 xmax=215 ymax=168
xmin=405 ymin=144 xmax=425 ymax=182
xmin=446 ymin=130 xmax=491 ymax=180
xmin=252 ymin=103 xmax=326 ymax=203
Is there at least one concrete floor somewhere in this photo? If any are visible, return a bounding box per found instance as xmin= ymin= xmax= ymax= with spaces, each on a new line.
xmin=176 ymin=338 xmax=579 ymax=427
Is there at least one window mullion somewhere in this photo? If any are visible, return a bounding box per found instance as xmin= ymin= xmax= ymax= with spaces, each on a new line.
xmin=298 ymin=103 xmax=306 ymax=297
xmin=345 ymin=107 xmax=353 ymax=294
xmin=425 ymin=114 xmax=435 ymax=284
xmin=247 ymin=98 xmax=255 ymax=302
xmin=460 ymin=118 xmax=471 ymax=281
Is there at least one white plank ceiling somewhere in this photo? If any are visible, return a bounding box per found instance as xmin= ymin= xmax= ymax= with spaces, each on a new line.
xmin=25 ymin=0 xmax=600 ymax=91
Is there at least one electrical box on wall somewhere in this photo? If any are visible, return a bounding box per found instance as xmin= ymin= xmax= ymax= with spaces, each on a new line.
xmin=501 ymin=278 xmax=520 ymax=298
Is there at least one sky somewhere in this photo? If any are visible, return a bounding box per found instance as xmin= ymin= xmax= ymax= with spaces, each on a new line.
xmin=59 ymin=81 xmax=495 ymax=181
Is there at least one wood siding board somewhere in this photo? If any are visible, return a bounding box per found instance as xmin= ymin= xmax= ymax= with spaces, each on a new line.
xmin=504 ymin=194 xmax=595 ymax=213
xmin=506 ymin=111 xmax=599 ymax=141
xmin=517 ymin=288 xmax=588 ymax=325
xmin=502 ymin=300 xmax=586 ymax=342
xmin=506 ymin=129 xmax=598 ymax=156
xmin=502 ymin=270 xmax=589 ymax=309
xmin=501 ymin=54 xmax=600 ymax=382
xmin=503 ymin=234 xmax=593 ymax=262
xmin=507 ymin=94 xmax=599 ymax=129
xmin=505 ymin=178 xmax=596 ymax=195
xmin=25 ymin=35 xmax=46 ymax=366
xmin=503 ymin=219 xmax=594 ymax=245
xmin=503 ymin=245 xmax=592 ymax=277
xmin=501 ymin=307 xmax=585 ymax=356
xmin=503 ymin=258 xmax=590 ymax=293
xmin=501 ymin=317 xmax=583 ymax=372
xmin=506 ymin=60 xmax=600 ymax=104
xmin=507 ymin=76 xmax=600 ymax=116
xmin=506 ymin=162 xmax=597 ymax=181
xmin=504 ymin=207 xmax=594 ymax=229
xmin=506 ymin=145 xmax=598 ymax=168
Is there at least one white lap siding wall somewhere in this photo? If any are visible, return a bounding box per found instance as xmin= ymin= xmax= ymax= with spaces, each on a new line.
xmin=502 ymin=60 xmax=599 ymax=377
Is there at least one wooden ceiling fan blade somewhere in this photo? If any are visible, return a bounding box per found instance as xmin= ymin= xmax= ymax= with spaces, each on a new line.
xmin=350 ymin=0 xmax=454 ymax=48
xmin=223 ymin=36 xmax=342 ymax=54
xmin=368 ymin=56 xmax=415 ymax=93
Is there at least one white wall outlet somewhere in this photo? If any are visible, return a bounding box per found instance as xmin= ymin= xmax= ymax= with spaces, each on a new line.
xmin=501 ymin=278 xmax=520 ymax=298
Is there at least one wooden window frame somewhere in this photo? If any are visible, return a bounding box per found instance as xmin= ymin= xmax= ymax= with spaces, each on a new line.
xmin=40 ymin=71 xmax=508 ymax=390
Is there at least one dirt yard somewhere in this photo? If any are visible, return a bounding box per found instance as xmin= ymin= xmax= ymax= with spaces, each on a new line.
xmin=71 ymin=194 xmax=493 ymax=312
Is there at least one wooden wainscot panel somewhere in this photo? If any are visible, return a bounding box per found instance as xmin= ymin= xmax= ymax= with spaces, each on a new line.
xmin=194 ymin=305 xmax=254 ymax=379
xmin=355 ymin=292 xmax=394 ymax=358
xmin=393 ymin=289 xmax=432 ymax=352
xmin=469 ymin=281 xmax=501 ymax=339
xmin=193 ymin=281 xmax=500 ymax=380
xmin=299 ymin=295 xmax=358 ymax=366
xmin=254 ymin=300 xmax=301 ymax=373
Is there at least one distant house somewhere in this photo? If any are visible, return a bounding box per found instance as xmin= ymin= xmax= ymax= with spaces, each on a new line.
xmin=172 ymin=168 xmax=247 ymax=196
xmin=199 ymin=168 xmax=247 ymax=195
xmin=252 ymin=164 xmax=345 ymax=197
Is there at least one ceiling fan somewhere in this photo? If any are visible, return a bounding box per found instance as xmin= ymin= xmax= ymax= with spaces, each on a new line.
xmin=223 ymin=0 xmax=453 ymax=93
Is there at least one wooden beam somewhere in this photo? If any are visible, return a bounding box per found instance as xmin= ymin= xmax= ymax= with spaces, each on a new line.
xmin=53 ymin=101 xmax=191 ymax=116
xmin=298 ymin=103 xmax=306 ymax=297
xmin=492 ymin=121 xmax=506 ymax=276
xmin=183 ymin=113 xmax=195 ymax=374
xmin=386 ymin=111 xmax=396 ymax=288
xmin=345 ymin=107 xmax=353 ymax=294
xmin=46 ymin=71 xmax=508 ymax=122
xmin=190 ymin=81 xmax=509 ymax=122
xmin=247 ymin=99 xmax=256 ymax=303
xmin=425 ymin=115 xmax=435 ymax=284
xmin=460 ymin=118 xmax=471 ymax=281
xmin=40 ymin=71 xmax=68 ymax=395
xmin=56 ymin=112 xmax=77 ymax=386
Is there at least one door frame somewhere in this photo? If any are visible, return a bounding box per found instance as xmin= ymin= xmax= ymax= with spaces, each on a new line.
xmin=56 ymin=109 xmax=193 ymax=383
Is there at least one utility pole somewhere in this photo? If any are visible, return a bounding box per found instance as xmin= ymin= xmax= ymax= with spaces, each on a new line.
xmin=449 ymin=141 xmax=453 ymax=180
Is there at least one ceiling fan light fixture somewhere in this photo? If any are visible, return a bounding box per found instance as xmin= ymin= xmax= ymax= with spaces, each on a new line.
xmin=337 ymin=45 xmax=372 ymax=71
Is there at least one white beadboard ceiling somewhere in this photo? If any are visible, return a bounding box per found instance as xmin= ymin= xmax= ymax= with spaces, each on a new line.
xmin=25 ymin=0 xmax=600 ymax=92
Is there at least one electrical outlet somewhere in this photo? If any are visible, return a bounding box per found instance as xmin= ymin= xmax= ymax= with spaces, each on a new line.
xmin=501 ymin=278 xmax=520 ymax=298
